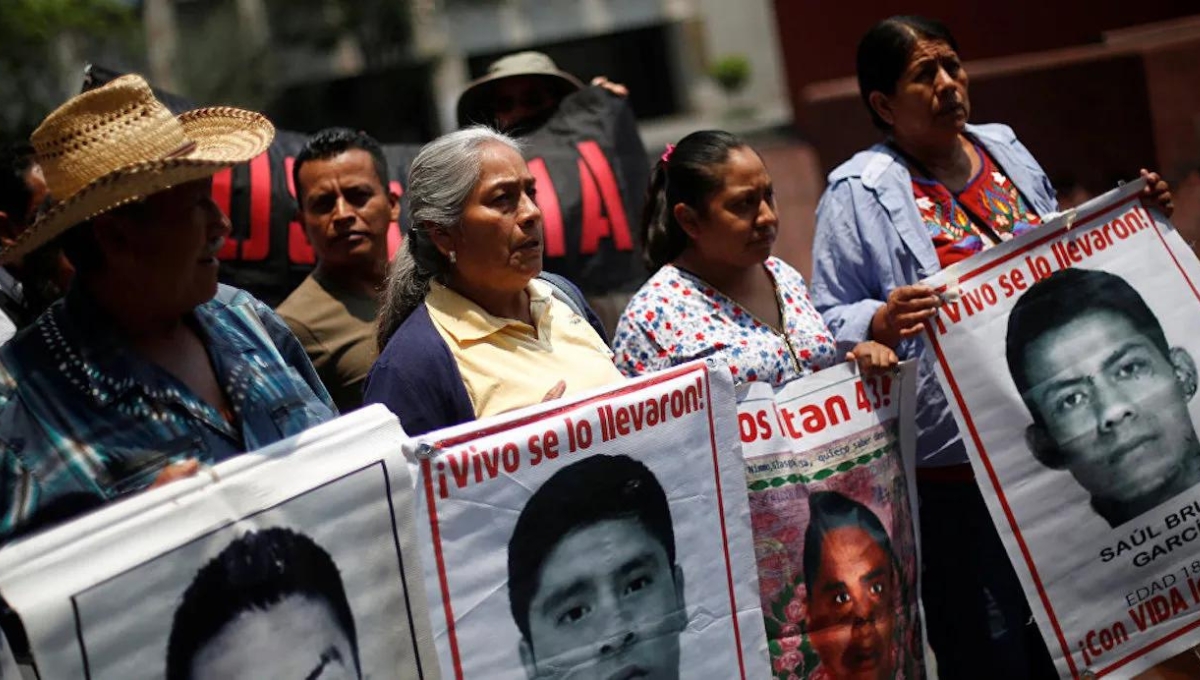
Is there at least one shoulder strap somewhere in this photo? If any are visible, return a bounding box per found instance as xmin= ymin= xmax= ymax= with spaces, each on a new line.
xmin=537 ymin=272 xmax=587 ymax=318
xmin=536 ymin=272 xmax=609 ymax=344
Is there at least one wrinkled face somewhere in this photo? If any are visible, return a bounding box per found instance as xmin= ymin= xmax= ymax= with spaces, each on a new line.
xmin=806 ymin=527 xmax=896 ymax=680
xmin=113 ymin=178 xmax=230 ymax=314
xmin=877 ymin=38 xmax=970 ymax=144
xmin=448 ymin=142 xmax=543 ymax=296
xmin=488 ymin=76 xmax=560 ymax=133
xmin=1022 ymin=310 xmax=1199 ymax=506
xmin=297 ymin=149 xmax=397 ymax=273
xmin=682 ymin=146 xmax=777 ymax=269
xmin=521 ymin=518 xmax=686 ymax=680
xmin=189 ymin=594 xmax=358 ymax=680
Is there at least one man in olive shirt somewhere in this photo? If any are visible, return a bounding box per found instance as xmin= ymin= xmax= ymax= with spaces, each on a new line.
xmin=277 ymin=129 xmax=398 ymax=412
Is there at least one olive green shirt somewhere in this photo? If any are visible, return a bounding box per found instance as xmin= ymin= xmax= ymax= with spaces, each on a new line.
xmin=276 ymin=271 xmax=378 ymax=412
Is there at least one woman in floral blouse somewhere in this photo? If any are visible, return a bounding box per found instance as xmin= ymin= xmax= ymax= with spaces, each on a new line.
xmin=613 ymin=129 xmax=896 ymax=384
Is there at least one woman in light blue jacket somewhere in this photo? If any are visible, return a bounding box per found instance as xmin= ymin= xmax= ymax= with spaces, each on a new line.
xmin=811 ymin=15 xmax=1173 ymax=680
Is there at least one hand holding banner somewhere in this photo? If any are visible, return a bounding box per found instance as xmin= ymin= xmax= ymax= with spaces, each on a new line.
xmin=923 ymin=180 xmax=1200 ymax=678
xmin=406 ymin=360 xmax=769 ymax=680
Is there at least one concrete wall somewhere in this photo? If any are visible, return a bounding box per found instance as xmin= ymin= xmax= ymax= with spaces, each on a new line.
xmin=770 ymin=1 xmax=1198 ymax=123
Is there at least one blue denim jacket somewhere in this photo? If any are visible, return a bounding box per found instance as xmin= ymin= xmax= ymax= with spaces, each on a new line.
xmin=0 ymin=284 xmax=336 ymax=540
xmin=811 ymin=123 xmax=1058 ymax=466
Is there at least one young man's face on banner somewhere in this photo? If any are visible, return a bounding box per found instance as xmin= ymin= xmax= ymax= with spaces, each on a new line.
xmin=519 ymin=517 xmax=686 ymax=679
xmin=1023 ymin=309 xmax=1200 ymax=509
xmin=188 ymin=595 xmax=358 ymax=680
xmin=806 ymin=526 xmax=897 ymax=680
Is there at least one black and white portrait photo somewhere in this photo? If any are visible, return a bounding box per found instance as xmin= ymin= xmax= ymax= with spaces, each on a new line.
xmin=166 ymin=528 xmax=361 ymax=680
xmin=1006 ymin=267 xmax=1200 ymax=528
xmin=507 ymin=455 xmax=686 ymax=680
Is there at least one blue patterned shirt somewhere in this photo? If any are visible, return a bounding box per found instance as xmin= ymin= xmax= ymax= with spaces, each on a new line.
xmin=0 ymin=284 xmax=336 ymax=540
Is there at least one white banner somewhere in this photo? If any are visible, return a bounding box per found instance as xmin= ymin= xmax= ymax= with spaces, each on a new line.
xmin=0 ymin=406 xmax=438 ymax=680
xmin=407 ymin=360 xmax=770 ymax=680
xmin=923 ymin=180 xmax=1200 ymax=678
xmin=737 ymin=361 xmax=925 ymax=679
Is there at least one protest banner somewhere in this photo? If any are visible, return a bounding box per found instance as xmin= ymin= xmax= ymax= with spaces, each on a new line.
xmin=406 ymin=360 xmax=770 ymax=680
xmin=82 ymin=65 xmax=646 ymax=306
xmin=0 ymin=406 xmax=438 ymax=680
xmin=737 ymin=361 xmax=925 ymax=680
xmin=922 ymin=179 xmax=1200 ymax=678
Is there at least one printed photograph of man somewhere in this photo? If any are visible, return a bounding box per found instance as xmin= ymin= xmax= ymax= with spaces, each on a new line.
xmin=507 ymin=454 xmax=686 ymax=679
xmin=803 ymin=491 xmax=900 ymax=680
xmin=165 ymin=527 xmax=361 ymax=680
xmin=1005 ymin=267 xmax=1200 ymax=528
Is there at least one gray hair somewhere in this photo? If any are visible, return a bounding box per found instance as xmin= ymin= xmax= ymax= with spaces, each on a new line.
xmin=376 ymin=126 xmax=523 ymax=350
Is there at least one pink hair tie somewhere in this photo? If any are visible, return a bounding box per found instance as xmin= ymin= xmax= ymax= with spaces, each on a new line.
xmin=661 ymin=143 xmax=676 ymax=164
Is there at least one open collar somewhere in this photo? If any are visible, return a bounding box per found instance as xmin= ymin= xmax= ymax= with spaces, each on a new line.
xmin=426 ymin=280 xmax=553 ymax=343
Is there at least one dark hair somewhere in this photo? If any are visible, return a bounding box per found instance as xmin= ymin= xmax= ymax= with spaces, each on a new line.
xmin=802 ymin=491 xmax=897 ymax=598
xmin=856 ymin=16 xmax=959 ymax=130
xmin=0 ymin=144 xmax=36 ymax=226
xmin=166 ymin=527 xmax=360 ymax=680
xmin=641 ymin=130 xmax=747 ymax=271
xmin=1005 ymin=268 xmax=1169 ymax=405
xmin=292 ymin=127 xmax=390 ymax=207
xmin=507 ymin=454 xmax=676 ymax=641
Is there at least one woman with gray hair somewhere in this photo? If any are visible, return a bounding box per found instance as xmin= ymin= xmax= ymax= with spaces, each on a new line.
xmin=364 ymin=127 xmax=621 ymax=435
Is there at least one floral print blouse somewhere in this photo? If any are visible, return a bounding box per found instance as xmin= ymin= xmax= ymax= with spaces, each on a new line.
xmin=613 ymin=257 xmax=838 ymax=385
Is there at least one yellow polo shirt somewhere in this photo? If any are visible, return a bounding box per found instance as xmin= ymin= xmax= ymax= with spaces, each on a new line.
xmin=425 ymin=279 xmax=625 ymax=419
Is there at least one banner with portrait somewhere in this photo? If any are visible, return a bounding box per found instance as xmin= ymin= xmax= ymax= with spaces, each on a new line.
xmin=922 ymin=180 xmax=1200 ymax=678
xmin=737 ymin=361 xmax=925 ymax=680
xmin=0 ymin=406 xmax=438 ymax=680
xmin=407 ymin=360 xmax=770 ymax=680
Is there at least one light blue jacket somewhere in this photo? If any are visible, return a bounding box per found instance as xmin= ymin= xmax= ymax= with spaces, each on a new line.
xmin=811 ymin=123 xmax=1058 ymax=466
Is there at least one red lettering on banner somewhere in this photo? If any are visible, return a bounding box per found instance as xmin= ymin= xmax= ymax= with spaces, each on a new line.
xmin=240 ymin=153 xmax=271 ymax=261
xmin=576 ymin=140 xmax=633 ymax=255
xmin=284 ymin=156 xmax=316 ymax=265
xmin=388 ymin=180 xmax=404 ymax=259
xmin=526 ymin=157 xmax=565 ymax=257
xmin=213 ymin=168 xmax=237 ymax=260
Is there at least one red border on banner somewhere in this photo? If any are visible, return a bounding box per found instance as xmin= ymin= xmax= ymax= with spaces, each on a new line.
xmin=925 ymin=196 xmax=1200 ymax=678
xmin=422 ymin=363 xmax=748 ymax=679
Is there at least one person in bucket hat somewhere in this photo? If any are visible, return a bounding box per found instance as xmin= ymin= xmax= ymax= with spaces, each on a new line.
xmin=456 ymin=50 xmax=628 ymax=134
xmin=0 ymin=75 xmax=336 ymax=542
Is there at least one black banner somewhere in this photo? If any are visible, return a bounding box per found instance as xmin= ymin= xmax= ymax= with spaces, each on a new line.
xmin=83 ymin=66 xmax=648 ymax=306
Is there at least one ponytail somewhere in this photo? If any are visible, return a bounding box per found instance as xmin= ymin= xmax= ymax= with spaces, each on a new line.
xmin=639 ymin=130 xmax=747 ymax=272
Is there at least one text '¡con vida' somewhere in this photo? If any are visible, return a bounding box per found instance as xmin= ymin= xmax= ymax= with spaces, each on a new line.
xmin=931 ymin=206 xmax=1155 ymax=335
xmin=1076 ymin=499 xmax=1200 ymax=668
xmin=431 ymin=376 xmax=706 ymax=499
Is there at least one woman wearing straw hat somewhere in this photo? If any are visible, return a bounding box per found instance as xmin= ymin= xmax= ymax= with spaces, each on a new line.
xmin=0 ymin=75 xmax=336 ymax=541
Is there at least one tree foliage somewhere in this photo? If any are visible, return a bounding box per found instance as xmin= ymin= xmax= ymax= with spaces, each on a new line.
xmin=0 ymin=0 xmax=141 ymax=144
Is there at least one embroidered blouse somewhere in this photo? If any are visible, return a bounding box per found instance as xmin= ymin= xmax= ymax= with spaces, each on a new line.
xmin=911 ymin=143 xmax=1042 ymax=267
xmin=613 ymin=257 xmax=837 ymax=385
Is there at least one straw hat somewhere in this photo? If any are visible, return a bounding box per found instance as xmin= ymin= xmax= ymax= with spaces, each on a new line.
xmin=456 ymin=51 xmax=583 ymax=127
xmin=2 ymin=74 xmax=275 ymax=264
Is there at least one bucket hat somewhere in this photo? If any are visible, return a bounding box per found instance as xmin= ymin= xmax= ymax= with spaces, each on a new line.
xmin=3 ymin=74 xmax=275 ymax=263
xmin=456 ymin=51 xmax=583 ymax=127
